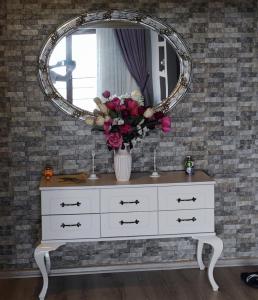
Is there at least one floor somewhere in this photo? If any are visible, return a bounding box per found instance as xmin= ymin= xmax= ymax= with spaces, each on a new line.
xmin=0 ymin=266 xmax=258 ymax=300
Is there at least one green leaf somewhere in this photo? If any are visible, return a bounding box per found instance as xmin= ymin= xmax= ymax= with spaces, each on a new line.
xmin=109 ymin=110 xmax=118 ymax=119
xmin=110 ymin=125 xmax=119 ymax=133
xmin=131 ymin=116 xmax=144 ymax=126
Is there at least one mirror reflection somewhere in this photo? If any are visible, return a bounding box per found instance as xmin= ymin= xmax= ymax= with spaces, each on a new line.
xmin=49 ymin=24 xmax=180 ymax=112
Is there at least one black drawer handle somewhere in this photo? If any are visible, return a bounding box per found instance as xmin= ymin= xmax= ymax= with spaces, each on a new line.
xmin=120 ymin=219 xmax=140 ymax=225
xmin=177 ymin=217 xmax=196 ymax=223
xmin=61 ymin=222 xmax=81 ymax=228
xmin=120 ymin=200 xmax=140 ymax=205
xmin=177 ymin=197 xmax=196 ymax=203
xmin=60 ymin=201 xmax=81 ymax=207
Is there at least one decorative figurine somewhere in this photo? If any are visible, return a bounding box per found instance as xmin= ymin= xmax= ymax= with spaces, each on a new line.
xmin=150 ymin=148 xmax=160 ymax=178
xmin=185 ymin=156 xmax=194 ymax=175
xmin=88 ymin=150 xmax=99 ymax=180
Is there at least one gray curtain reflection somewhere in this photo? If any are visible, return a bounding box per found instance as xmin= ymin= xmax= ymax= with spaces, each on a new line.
xmin=115 ymin=29 xmax=153 ymax=106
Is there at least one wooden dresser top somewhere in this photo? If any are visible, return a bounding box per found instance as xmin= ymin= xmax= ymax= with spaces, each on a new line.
xmin=40 ymin=170 xmax=214 ymax=190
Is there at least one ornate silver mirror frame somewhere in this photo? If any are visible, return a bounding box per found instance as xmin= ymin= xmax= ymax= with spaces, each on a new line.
xmin=38 ymin=10 xmax=192 ymax=120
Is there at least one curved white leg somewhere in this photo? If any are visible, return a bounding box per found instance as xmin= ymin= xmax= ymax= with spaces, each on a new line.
xmin=193 ymin=235 xmax=223 ymax=291
xmin=34 ymin=243 xmax=65 ymax=300
xmin=35 ymin=248 xmax=48 ymax=300
xmin=45 ymin=252 xmax=51 ymax=274
xmin=207 ymin=236 xmax=223 ymax=291
xmin=197 ymin=240 xmax=205 ymax=270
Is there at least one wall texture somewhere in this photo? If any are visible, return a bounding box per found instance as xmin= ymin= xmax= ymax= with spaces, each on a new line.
xmin=1 ymin=0 xmax=258 ymax=271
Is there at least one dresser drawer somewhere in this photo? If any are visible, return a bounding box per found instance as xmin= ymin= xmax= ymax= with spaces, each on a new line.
xmin=159 ymin=209 xmax=214 ymax=235
xmin=41 ymin=189 xmax=99 ymax=215
xmin=101 ymin=212 xmax=157 ymax=237
xmin=42 ymin=214 xmax=100 ymax=240
xmin=158 ymin=184 xmax=214 ymax=210
xmin=101 ymin=187 xmax=157 ymax=213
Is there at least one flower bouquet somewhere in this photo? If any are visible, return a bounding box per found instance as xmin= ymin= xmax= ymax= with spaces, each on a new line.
xmin=85 ymin=90 xmax=171 ymax=181
xmin=85 ymin=90 xmax=171 ymax=150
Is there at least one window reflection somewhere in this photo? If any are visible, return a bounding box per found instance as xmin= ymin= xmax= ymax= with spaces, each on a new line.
xmin=49 ymin=32 xmax=97 ymax=111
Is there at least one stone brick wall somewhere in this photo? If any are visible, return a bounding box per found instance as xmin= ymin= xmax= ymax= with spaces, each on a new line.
xmin=1 ymin=0 xmax=258 ymax=271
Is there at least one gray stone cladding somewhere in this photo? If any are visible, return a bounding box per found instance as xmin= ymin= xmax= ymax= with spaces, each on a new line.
xmin=1 ymin=0 xmax=258 ymax=271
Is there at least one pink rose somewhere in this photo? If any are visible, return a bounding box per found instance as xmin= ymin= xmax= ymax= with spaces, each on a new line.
xmin=154 ymin=111 xmax=164 ymax=120
xmin=105 ymin=101 xmax=116 ymax=110
xmin=105 ymin=98 xmax=121 ymax=111
xmin=112 ymin=97 xmax=121 ymax=106
xmin=124 ymin=98 xmax=139 ymax=116
xmin=161 ymin=116 xmax=171 ymax=133
xmin=112 ymin=97 xmax=122 ymax=112
xmin=103 ymin=120 xmax=112 ymax=134
xmin=120 ymin=124 xmax=132 ymax=135
xmin=130 ymin=107 xmax=139 ymax=116
xmin=120 ymin=104 xmax=127 ymax=111
xmin=138 ymin=106 xmax=147 ymax=115
xmin=102 ymin=90 xmax=111 ymax=99
xmin=106 ymin=132 xmax=123 ymax=149
xmin=125 ymin=98 xmax=138 ymax=111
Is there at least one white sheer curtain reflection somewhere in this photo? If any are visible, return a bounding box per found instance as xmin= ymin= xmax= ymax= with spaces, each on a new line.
xmin=96 ymin=28 xmax=139 ymax=98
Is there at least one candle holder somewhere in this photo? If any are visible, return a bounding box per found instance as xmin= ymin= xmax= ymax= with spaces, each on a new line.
xmin=150 ymin=148 xmax=160 ymax=178
xmin=88 ymin=150 xmax=99 ymax=180
xmin=44 ymin=165 xmax=54 ymax=180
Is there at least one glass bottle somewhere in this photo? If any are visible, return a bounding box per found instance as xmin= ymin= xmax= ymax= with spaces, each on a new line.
xmin=185 ymin=156 xmax=194 ymax=175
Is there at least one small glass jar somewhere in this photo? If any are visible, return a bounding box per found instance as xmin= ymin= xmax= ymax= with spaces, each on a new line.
xmin=44 ymin=166 xmax=53 ymax=180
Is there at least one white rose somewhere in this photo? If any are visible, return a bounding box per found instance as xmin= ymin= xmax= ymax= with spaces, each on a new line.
xmin=93 ymin=97 xmax=101 ymax=105
xmin=93 ymin=97 xmax=108 ymax=115
xmin=143 ymin=107 xmax=154 ymax=118
xmin=98 ymin=103 xmax=108 ymax=115
xmin=85 ymin=116 xmax=95 ymax=126
xmin=131 ymin=90 xmax=144 ymax=105
xmin=117 ymin=118 xmax=124 ymax=125
xmin=131 ymin=90 xmax=142 ymax=98
xmin=96 ymin=116 xmax=105 ymax=126
xmin=113 ymin=118 xmax=119 ymax=125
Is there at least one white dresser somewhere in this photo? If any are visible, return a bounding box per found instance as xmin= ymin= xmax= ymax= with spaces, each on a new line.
xmin=35 ymin=171 xmax=223 ymax=300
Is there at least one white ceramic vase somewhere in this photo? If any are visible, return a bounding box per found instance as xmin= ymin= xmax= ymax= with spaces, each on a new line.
xmin=114 ymin=146 xmax=132 ymax=182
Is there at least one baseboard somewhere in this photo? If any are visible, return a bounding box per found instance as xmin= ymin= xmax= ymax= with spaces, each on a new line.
xmin=1 ymin=257 xmax=258 ymax=279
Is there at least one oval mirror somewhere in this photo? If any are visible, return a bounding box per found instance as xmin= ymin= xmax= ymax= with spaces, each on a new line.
xmin=38 ymin=10 xmax=191 ymax=119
